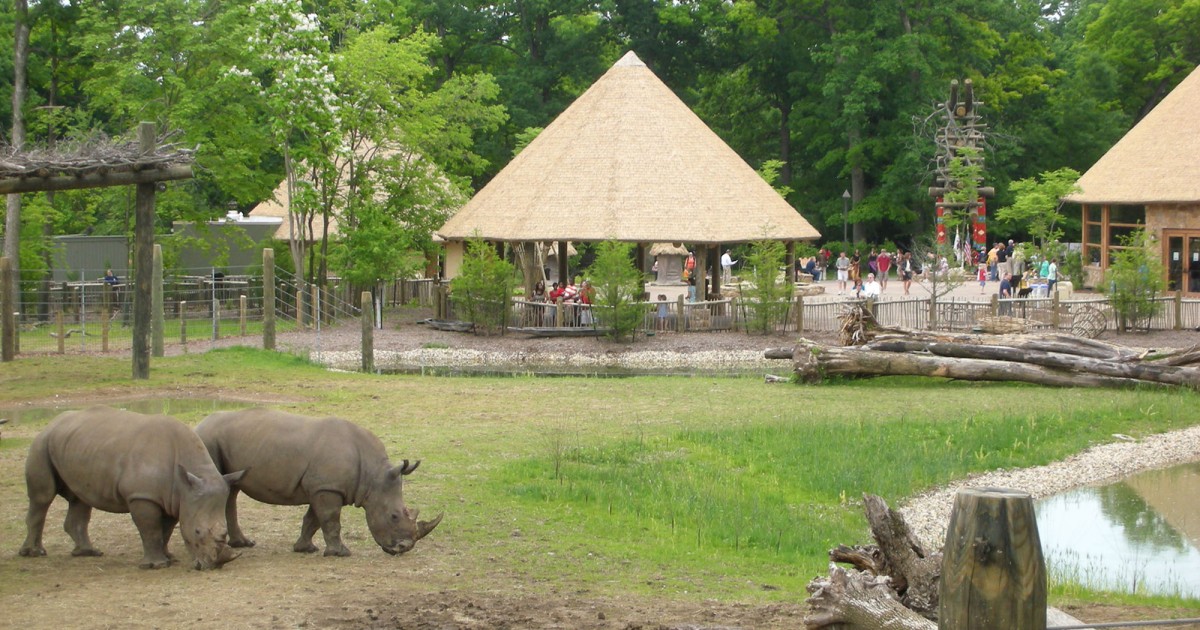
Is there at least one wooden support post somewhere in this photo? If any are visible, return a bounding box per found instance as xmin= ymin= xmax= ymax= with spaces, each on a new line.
xmin=239 ymin=295 xmax=247 ymax=337
xmin=1 ymin=257 xmax=13 ymax=362
xmin=1175 ymin=291 xmax=1183 ymax=331
xmin=1051 ymin=292 xmax=1060 ymax=329
xmin=676 ymin=295 xmax=685 ymax=332
xmin=361 ymin=291 xmax=374 ymax=373
xmin=311 ymin=285 xmax=320 ymax=329
xmin=435 ymin=283 xmax=446 ymax=319
xmin=56 ymin=309 xmax=65 ymax=354
xmin=152 ymin=244 xmax=164 ymax=357
xmin=296 ymin=286 xmax=304 ymax=328
xmin=102 ymin=313 xmax=110 ymax=352
xmin=795 ymin=294 xmax=804 ymax=333
xmin=990 ymin=293 xmax=999 ymax=317
xmin=132 ymin=121 xmax=156 ymax=380
xmin=212 ymin=298 xmax=221 ymax=341
xmin=786 ymin=241 xmax=796 ymax=287
xmin=263 ymin=248 xmax=276 ymax=350
xmin=180 ymin=302 xmax=187 ymax=347
xmin=939 ymin=488 xmax=1046 ymax=630
xmin=558 ymin=241 xmax=569 ymax=289
xmin=555 ymin=296 xmax=564 ymax=328
xmin=695 ymin=247 xmax=708 ymax=302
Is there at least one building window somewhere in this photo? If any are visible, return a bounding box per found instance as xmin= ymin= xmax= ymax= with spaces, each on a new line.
xmin=1081 ymin=204 xmax=1145 ymax=269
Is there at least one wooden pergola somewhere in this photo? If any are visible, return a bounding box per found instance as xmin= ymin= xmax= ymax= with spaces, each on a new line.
xmin=0 ymin=122 xmax=194 ymax=378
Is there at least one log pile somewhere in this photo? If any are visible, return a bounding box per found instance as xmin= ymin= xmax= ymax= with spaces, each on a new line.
xmin=767 ymin=329 xmax=1200 ymax=389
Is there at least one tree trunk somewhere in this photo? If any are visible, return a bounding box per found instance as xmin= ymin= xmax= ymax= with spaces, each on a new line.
xmin=805 ymin=494 xmax=939 ymax=630
xmin=4 ymin=0 xmax=30 ymax=312
xmin=786 ymin=340 xmax=1182 ymax=389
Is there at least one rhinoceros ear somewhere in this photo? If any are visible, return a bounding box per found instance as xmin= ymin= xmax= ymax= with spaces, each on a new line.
xmin=223 ymin=469 xmax=247 ymax=486
xmin=387 ymin=459 xmax=421 ymax=481
xmin=177 ymin=465 xmax=203 ymax=489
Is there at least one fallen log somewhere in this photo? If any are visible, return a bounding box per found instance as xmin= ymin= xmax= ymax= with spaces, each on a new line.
xmin=867 ymin=330 xmax=1142 ymax=360
xmin=790 ymin=341 xmax=1167 ymax=389
xmin=866 ymin=339 xmax=1200 ymax=387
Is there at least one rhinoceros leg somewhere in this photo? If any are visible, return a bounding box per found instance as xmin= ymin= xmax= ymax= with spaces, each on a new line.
xmin=19 ymin=440 xmax=55 ymax=558
xmin=313 ymin=491 xmax=351 ymax=557
xmin=225 ymin=488 xmax=255 ymax=548
xmin=161 ymin=515 xmax=178 ymax=561
xmin=293 ymin=506 xmax=320 ymax=553
xmin=129 ymin=499 xmax=172 ymax=569
xmin=64 ymin=499 xmax=103 ymax=557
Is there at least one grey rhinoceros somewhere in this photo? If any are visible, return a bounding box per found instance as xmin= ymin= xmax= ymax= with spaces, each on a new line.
xmin=19 ymin=406 xmax=245 ymax=570
xmin=195 ymin=408 xmax=442 ymax=556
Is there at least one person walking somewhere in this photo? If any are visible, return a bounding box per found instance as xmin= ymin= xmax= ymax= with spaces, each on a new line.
xmin=835 ymin=251 xmax=850 ymax=295
xmin=900 ymin=252 xmax=914 ymax=295
xmin=720 ymin=250 xmax=737 ymax=284
xmin=876 ymin=250 xmax=891 ymax=290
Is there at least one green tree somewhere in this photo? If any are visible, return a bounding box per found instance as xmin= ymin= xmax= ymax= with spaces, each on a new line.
xmin=742 ymin=239 xmax=792 ymax=335
xmin=586 ymin=240 xmax=645 ymax=342
xmin=1102 ymin=230 xmax=1165 ymax=332
xmin=995 ymin=168 xmax=1080 ymax=251
xmin=451 ymin=237 xmax=516 ymax=335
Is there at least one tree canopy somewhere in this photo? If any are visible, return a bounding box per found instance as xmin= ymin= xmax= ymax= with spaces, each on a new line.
xmin=1 ymin=0 xmax=1196 ymax=274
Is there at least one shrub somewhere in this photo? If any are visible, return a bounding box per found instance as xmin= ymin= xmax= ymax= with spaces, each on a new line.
xmin=742 ymin=240 xmax=792 ymax=334
xmin=587 ymin=240 xmax=646 ymax=342
xmin=450 ymin=237 xmax=516 ymax=335
xmin=1102 ymin=230 xmax=1164 ymax=332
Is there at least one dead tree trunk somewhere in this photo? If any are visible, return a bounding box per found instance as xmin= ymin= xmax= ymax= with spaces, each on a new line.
xmin=806 ymin=495 xmax=939 ymax=629
xmin=775 ymin=335 xmax=1200 ymax=389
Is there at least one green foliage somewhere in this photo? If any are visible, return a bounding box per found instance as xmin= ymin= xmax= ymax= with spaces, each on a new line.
xmin=996 ymin=168 xmax=1081 ymax=249
xmin=329 ymin=203 xmax=420 ymax=288
xmin=1102 ymin=230 xmax=1166 ymax=332
xmin=742 ymin=239 xmax=792 ymax=335
xmin=756 ymin=159 xmax=793 ymax=199
xmin=450 ymin=237 xmax=516 ymax=335
xmin=586 ymin=240 xmax=646 ymax=343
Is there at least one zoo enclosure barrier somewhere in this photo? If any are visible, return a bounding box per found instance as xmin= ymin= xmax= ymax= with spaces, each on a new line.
xmin=4 ymin=264 xmax=436 ymax=356
xmin=440 ymin=289 xmax=1200 ymax=337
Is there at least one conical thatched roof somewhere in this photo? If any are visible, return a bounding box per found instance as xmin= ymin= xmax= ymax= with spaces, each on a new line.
xmin=437 ymin=51 xmax=819 ymax=244
xmin=1067 ymin=65 xmax=1200 ymax=204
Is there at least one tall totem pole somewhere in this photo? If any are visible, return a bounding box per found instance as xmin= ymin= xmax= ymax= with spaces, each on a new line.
xmin=928 ymin=79 xmax=994 ymax=260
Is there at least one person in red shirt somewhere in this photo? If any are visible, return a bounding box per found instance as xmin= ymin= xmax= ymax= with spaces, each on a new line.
xmin=875 ymin=250 xmax=892 ymax=290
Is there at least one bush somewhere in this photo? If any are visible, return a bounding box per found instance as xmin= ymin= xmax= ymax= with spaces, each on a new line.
xmin=742 ymin=240 xmax=792 ymax=334
xmin=587 ymin=240 xmax=646 ymax=342
xmin=450 ymin=237 xmax=516 ymax=335
xmin=1101 ymin=230 xmax=1164 ymax=332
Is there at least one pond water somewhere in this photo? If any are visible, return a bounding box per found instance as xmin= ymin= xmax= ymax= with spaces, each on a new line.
xmin=2 ymin=398 xmax=252 ymax=426
xmin=1037 ymin=460 xmax=1200 ymax=597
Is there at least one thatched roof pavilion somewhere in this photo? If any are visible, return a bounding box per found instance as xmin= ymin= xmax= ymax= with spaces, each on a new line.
xmin=1066 ymin=65 xmax=1200 ymax=294
xmin=436 ymin=51 xmax=819 ymax=296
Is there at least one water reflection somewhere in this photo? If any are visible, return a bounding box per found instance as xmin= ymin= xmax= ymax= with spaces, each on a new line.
xmin=1037 ymin=461 xmax=1200 ymax=596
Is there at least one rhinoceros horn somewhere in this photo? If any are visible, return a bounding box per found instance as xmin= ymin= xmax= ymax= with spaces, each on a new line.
xmin=216 ymin=546 xmax=242 ymax=567
xmin=415 ymin=512 xmax=443 ymax=541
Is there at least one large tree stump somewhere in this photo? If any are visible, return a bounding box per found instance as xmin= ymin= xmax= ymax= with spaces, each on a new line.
xmin=939 ymin=488 xmax=1045 ymax=630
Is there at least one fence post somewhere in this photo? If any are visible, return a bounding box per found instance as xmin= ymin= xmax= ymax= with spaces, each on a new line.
xmin=263 ymin=248 xmax=276 ymax=351
xmin=1 ymin=256 xmax=14 ymax=362
xmin=240 ymin=295 xmax=248 ymax=337
xmin=361 ymin=291 xmax=374 ymax=373
xmin=56 ymin=308 xmax=65 ymax=354
xmin=152 ymin=245 xmax=164 ymax=357
xmin=676 ymin=295 xmax=685 ymax=332
xmin=1175 ymin=291 xmax=1183 ymax=331
xmin=939 ymin=487 xmax=1046 ymax=630
xmin=555 ymin=296 xmax=564 ymax=328
xmin=311 ymin=285 xmax=320 ymax=330
xmin=795 ymin=294 xmax=805 ymax=333
xmin=990 ymin=293 xmax=999 ymax=317
xmin=180 ymin=301 xmax=188 ymax=348
xmin=102 ymin=309 xmax=110 ymax=352
xmin=1051 ymin=292 xmax=1060 ymax=329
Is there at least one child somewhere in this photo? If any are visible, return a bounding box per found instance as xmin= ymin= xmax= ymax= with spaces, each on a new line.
xmin=656 ymin=294 xmax=669 ymax=331
xmin=977 ymin=262 xmax=987 ymax=294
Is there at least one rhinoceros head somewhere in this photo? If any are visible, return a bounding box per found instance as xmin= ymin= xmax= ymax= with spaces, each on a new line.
xmin=176 ymin=465 xmax=246 ymax=570
xmin=365 ymin=459 xmax=442 ymax=555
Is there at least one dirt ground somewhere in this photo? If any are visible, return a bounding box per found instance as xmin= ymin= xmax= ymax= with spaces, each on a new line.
xmin=2 ymin=308 xmax=1198 ymax=629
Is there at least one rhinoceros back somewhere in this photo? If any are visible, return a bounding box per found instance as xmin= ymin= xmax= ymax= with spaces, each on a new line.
xmin=196 ymin=408 xmax=387 ymax=507
xmin=31 ymin=406 xmax=220 ymax=515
